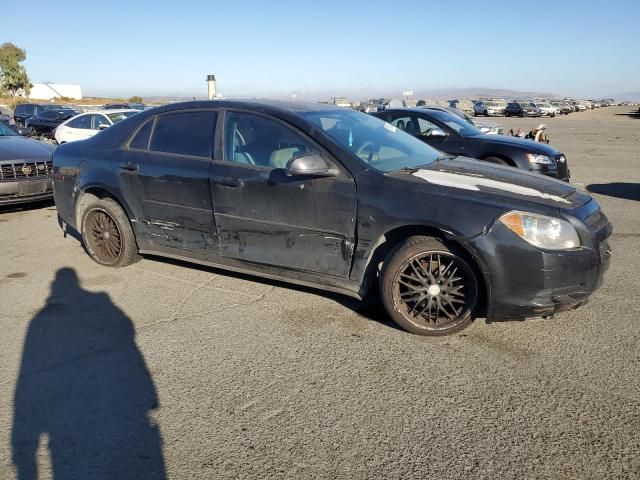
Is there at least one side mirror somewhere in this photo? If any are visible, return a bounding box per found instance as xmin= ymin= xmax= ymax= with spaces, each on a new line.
xmin=286 ymin=154 xmax=334 ymax=177
xmin=98 ymin=124 xmax=109 ymax=130
xmin=427 ymin=127 xmax=447 ymax=138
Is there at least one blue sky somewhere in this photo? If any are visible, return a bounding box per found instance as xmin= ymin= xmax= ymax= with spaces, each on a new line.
xmin=3 ymin=0 xmax=639 ymax=99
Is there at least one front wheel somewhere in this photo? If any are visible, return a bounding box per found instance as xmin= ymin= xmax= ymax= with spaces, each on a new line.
xmin=81 ymin=197 xmax=140 ymax=267
xmin=380 ymin=236 xmax=478 ymax=336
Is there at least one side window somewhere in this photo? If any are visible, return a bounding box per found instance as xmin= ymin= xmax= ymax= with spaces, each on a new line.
xmin=129 ymin=118 xmax=154 ymax=150
xmin=91 ymin=114 xmax=110 ymax=130
xmin=39 ymin=111 xmax=56 ymax=120
xmin=149 ymin=111 xmax=217 ymax=157
xmin=389 ymin=115 xmax=412 ymax=132
xmin=23 ymin=105 xmax=35 ymax=115
xmin=417 ymin=117 xmax=441 ymax=136
xmin=223 ymin=112 xmax=318 ymax=169
xmin=70 ymin=115 xmax=91 ymax=129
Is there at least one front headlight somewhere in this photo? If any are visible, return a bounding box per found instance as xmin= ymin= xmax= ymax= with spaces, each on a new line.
xmin=526 ymin=153 xmax=554 ymax=165
xmin=499 ymin=211 xmax=580 ymax=250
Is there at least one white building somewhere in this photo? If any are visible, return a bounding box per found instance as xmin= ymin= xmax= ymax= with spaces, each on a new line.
xmin=28 ymin=83 xmax=83 ymax=100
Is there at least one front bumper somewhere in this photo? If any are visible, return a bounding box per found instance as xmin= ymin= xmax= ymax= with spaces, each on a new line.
xmin=469 ymin=201 xmax=612 ymax=320
xmin=0 ymin=178 xmax=53 ymax=205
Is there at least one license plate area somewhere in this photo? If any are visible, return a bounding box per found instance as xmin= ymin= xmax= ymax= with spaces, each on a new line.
xmin=19 ymin=179 xmax=48 ymax=196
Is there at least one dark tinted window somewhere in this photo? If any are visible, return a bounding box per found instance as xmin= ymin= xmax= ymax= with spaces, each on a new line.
xmin=129 ymin=119 xmax=154 ymax=150
xmin=69 ymin=115 xmax=91 ymax=129
xmin=150 ymin=111 xmax=217 ymax=157
xmin=39 ymin=110 xmax=58 ymax=120
xmin=91 ymin=114 xmax=110 ymax=130
xmin=20 ymin=105 xmax=35 ymax=115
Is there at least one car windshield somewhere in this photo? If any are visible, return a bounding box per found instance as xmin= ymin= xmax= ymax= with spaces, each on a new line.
xmin=0 ymin=122 xmax=18 ymax=136
xmin=107 ymin=111 xmax=139 ymax=123
xmin=424 ymin=110 xmax=483 ymax=137
xmin=300 ymin=109 xmax=444 ymax=172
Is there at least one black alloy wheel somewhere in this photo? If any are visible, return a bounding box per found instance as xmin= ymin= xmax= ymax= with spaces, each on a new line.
xmin=381 ymin=236 xmax=478 ymax=335
xmin=84 ymin=209 xmax=123 ymax=265
xmin=81 ymin=197 xmax=140 ymax=267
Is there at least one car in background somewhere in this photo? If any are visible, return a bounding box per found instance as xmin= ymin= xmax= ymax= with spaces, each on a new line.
xmin=24 ymin=108 xmax=79 ymax=138
xmin=423 ymin=106 xmax=503 ymax=135
xmin=13 ymin=103 xmax=59 ymax=127
xmin=373 ymin=107 xmax=569 ymax=180
xmin=531 ymin=101 xmax=558 ymax=117
xmin=473 ymin=101 xmax=505 ymax=117
xmin=0 ymin=121 xmax=56 ymax=205
xmin=55 ymin=109 xmax=141 ymax=144
xmin=104 ymin=103 xmax=147 ymax=110
xmin=504 ymin=102 xmax=542 ymax=117
xmin=550 ymin=101 xmax=573 ymax=115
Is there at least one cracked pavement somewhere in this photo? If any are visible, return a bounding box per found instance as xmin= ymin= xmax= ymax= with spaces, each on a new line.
xmin=0 ymin=106 xmax=639 ymax=479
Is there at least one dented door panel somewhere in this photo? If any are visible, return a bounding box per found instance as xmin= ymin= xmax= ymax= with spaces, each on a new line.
xmin=210 ymin=163 xmax=356 ymax=277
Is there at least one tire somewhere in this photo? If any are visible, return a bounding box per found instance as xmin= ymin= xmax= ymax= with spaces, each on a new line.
xmin=505 ymin=111 xmax=510 ymax=117
xmin=483 ymin=110 xmax=488 ymax=117
xmin=380 ymin=236 xmax=478 ymax=336
xmin=81 ymin=197 xmax=140 ymax=267
xmin=482 ymin=156 xmax=510 ymax=166
xmin=519 ymin=111 xmax=524 ymax=117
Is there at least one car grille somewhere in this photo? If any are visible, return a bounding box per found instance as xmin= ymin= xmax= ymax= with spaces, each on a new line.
xmin=0 ymin=160 xmax=53 ymax=181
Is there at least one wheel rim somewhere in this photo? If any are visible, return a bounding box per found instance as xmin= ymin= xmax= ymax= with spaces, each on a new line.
xmin=392 ymin=251 xmax=477 ymax=331
xmin=84 ymin=209 xmax=123 ymax=264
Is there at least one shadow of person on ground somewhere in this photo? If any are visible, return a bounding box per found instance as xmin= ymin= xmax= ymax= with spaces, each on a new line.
xmin=11 ymin=268 xmax=166 ymax=480
xmin=587 ymin=183 xmax=640 ymax=202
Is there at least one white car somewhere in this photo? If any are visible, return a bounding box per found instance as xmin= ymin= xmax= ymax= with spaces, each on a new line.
xmin=54 ymin=109 xmax=140 ymax=144
xmin=531 ymin=102 xmax=558 ymax=117
xmin=473 ymin=101 xmax=505 ymax=117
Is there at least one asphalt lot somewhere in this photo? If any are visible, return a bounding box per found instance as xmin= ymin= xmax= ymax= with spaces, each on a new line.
xmin=1 ymin=106 xmax=639 ymax=479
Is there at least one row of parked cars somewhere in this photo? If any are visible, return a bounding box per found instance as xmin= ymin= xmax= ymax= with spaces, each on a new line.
xmin=473 ymin=99 xmax=595 ymax=118
xmin=2 ymin=99 xmax=611 ymax=337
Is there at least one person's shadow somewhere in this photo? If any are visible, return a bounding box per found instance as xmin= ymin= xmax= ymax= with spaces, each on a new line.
xmin=11 ymin=268 xmax=166 ymax=479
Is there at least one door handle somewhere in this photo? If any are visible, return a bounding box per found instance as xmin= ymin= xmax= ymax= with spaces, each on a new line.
xmin=118 ymin=162 xmax=138 ymax=171
xmin=212 ymin=176 xmax=242 ymax=187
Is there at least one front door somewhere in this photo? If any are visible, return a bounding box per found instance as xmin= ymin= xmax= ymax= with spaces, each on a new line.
xmin=209 ymin=110 xmax=357 ymax=278
xmin=382 ymin=112 xmax=459 ymax=156
xmin=115 ymin=110 xmax=219 ymax=253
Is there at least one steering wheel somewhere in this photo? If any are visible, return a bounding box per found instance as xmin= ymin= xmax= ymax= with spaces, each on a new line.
xmin=355 ymin=140 xmax=376 ymax=162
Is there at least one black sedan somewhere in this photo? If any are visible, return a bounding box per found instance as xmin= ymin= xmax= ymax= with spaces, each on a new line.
xmin=25 ymin=108 xmax=78 ymax=137
xmin=372 ymin=108 xmax=569 ymax=180
xmin=0 ymin=122 xmax=55 ymax=205
xmin=53 ymin=100 xmax=611 ymax=336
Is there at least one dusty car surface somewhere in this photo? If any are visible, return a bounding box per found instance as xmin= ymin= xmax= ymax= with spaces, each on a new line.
xmin=53 ymin=100 xmax=612 ymax=335
xmin=0 ymin=122 xmax=55 ymax=205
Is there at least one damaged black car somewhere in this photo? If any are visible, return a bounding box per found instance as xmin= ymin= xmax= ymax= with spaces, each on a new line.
xmin=53 ymin=101 xmax=612 ymax=335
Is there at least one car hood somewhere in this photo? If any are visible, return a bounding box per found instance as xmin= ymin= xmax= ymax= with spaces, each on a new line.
xmin=406 ymin=157 xmax=589 ymax=209
xmin=0 ymin=136 xmax=56 ymax=161
xmin=471 ymin=133 xmax=558 ymax=155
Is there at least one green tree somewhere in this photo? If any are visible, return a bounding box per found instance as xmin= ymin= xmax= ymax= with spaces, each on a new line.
xmin=0 ymin=43 xmax=32 ymax=103
xmin=129 ymin=95 xmax=143 ymax=103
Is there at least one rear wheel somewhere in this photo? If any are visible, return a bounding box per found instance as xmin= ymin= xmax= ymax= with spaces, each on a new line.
xmin=380 ymin=236 xmax=478 ymax=336
xmin=81 ymin=197 xmax=140 ymax=267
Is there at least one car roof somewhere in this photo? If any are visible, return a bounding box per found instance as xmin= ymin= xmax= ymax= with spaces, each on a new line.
xmin=145 ymin=99 xmax=345 ymax=116
xmin=95 ymin=109 xmax=139 ymax=114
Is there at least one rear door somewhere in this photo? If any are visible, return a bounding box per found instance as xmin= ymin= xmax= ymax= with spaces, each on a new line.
xmin=115 ymin=110 xmax=219 ymax=253
xmin=209 ymin=110 xmax=357 ymax=277
xmin=379 ymin=112 xmax=459 ymax=155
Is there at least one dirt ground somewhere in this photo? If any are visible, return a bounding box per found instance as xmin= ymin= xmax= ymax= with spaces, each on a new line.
xmin=0 ymin=106 xmax=639 ymax=479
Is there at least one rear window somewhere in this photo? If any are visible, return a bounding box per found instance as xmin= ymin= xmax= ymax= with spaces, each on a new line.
xmin=149 ymin=111 xmax=217 ymax=158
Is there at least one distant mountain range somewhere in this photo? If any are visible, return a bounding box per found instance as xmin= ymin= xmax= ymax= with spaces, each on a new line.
xmin=607 ymin=92 xmax=640 ymax=101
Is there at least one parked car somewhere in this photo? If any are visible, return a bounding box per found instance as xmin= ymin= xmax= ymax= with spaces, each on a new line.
xmin=473 ymin=101 xmax=505 ymax=117
xmin=52 ymin=100 xmax=611 ymax=336
xmin=373 ymin=107 xmax=569 ymax=180
xmin=550 ymin=101 xmax=573 ymax=115
xmin=504 ymin=102 xmax=542 ymax=117
xmin=24 ymin=108 xmax=79 ymax=138
xmin=531 ymin=102 xmax=557 ymax=117
xmin=13 ymin=103 xmax=58 ymax=127
xmin=55 ymin=109 xmax=141 ymax=144
xmin=104 ymin=103 xmax=147 ymax=110
xmin=423 ymin=106 xmax=503 ymax=135
xmin=0 ymin=121 xmax=56 ymax=205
